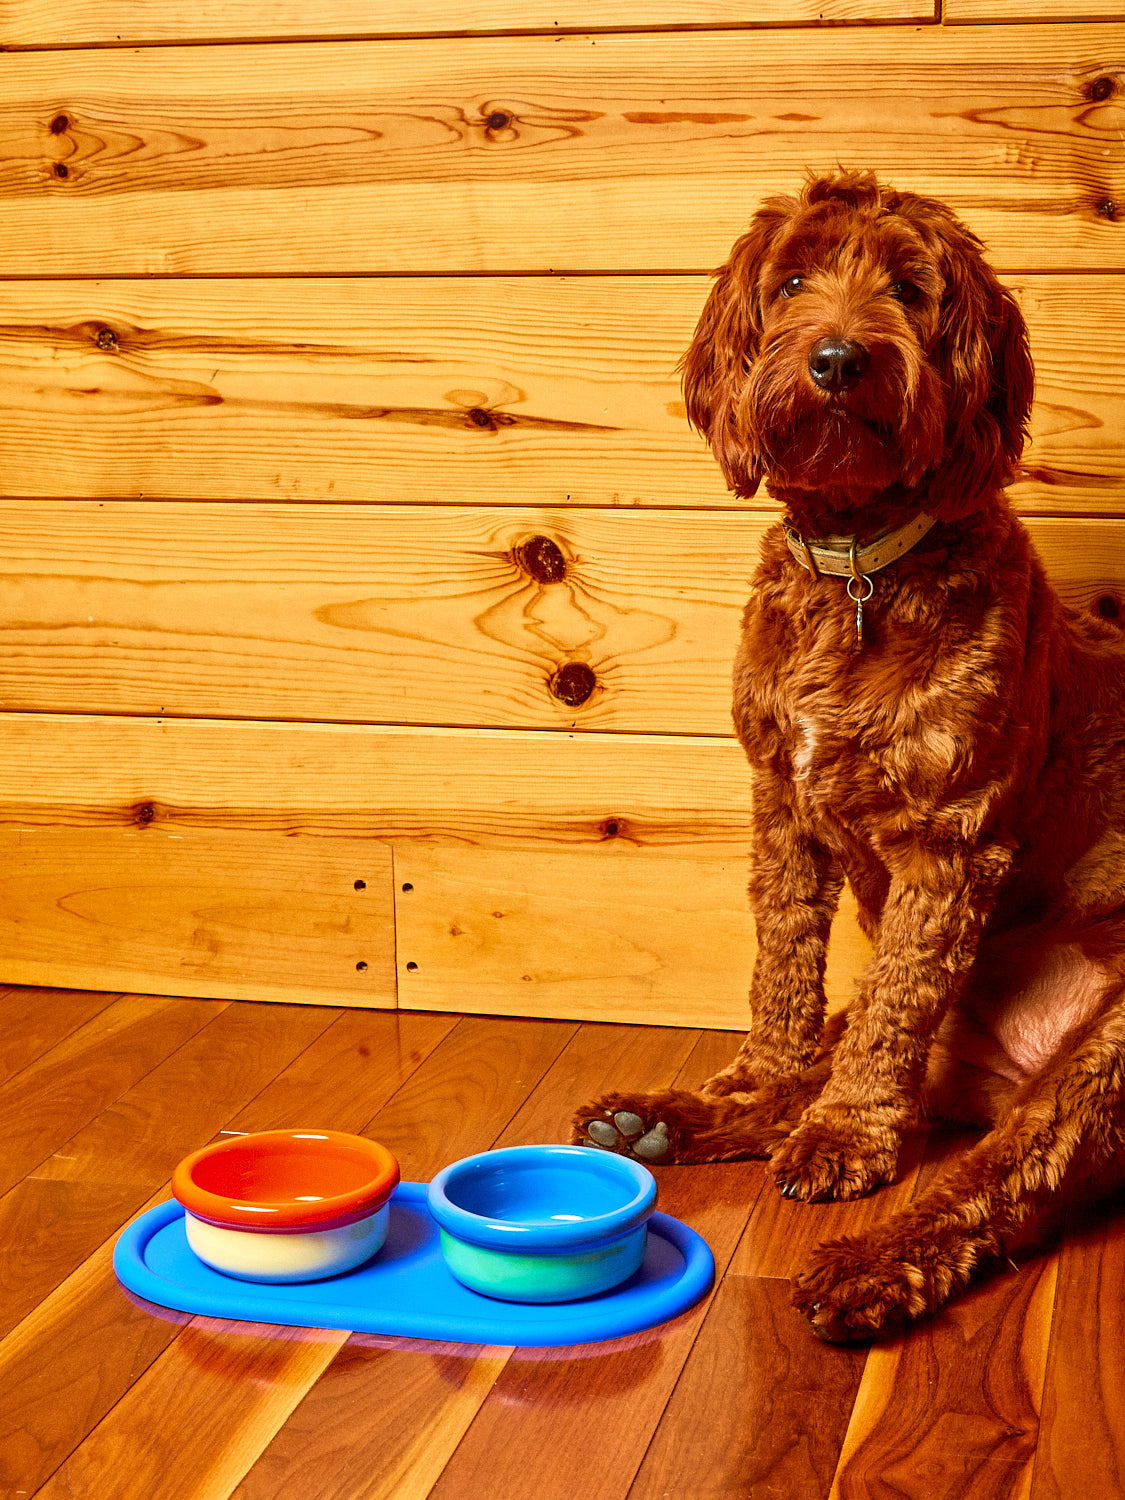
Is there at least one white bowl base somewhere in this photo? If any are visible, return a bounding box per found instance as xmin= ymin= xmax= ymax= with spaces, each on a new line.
xmin=184 ymin=1203 xmax=389 ymax=1283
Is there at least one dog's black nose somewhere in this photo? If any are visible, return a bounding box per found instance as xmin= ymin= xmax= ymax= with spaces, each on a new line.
xmin=808 ymin=337 xmax=870 ymax=392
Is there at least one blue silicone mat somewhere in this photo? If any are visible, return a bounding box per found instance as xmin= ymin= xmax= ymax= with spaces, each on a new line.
xmin=113 ymin=1182 xmax=714 ymax=1348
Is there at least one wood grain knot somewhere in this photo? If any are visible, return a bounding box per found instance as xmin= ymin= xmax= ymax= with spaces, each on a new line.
xmin=96 ymin=327 xmax=119 ymax=352
xmin=1097 ymin=199 xmax=1118 ymax=222
xmin=50 ymin=114 xmax=70 ymax=134
xmin=133 ymin=803 xmax=156 ymax=825
xmin=1096 ymin=593 xmax=1121 ymax=620
xmin=550 ymin=662 xmax=597 ymax=706
xmin=486 ymin=110 xmax=512 ymax=130
xmin=1087 ymin=75 xmax=1117 ymax=102
xmin=514 ymin=535 xmax=568 ymax=583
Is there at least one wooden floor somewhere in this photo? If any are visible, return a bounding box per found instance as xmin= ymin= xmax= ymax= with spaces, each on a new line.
xmin=2 ymin=986 xmax=1124 ymax=1499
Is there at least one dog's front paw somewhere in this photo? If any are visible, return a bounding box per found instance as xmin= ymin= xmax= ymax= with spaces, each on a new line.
xmin=793 ymin=1235 xmax=930 ymax=1343
xmin=769 ymin=1115 xmax=897 ymax=1202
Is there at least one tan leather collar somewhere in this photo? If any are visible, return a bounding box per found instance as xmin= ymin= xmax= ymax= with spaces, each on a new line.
xmin=784 ymin=512 xmax=937 ymax=581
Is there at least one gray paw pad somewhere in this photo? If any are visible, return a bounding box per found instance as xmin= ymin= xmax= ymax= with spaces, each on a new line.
xmin=613 ymin=1111 xmax=646 ymax=1140
xmin=632 ymin=1121 xmax=671 ymax=1162
xmin=586 ymin=1118 xmax=620 ymax=1148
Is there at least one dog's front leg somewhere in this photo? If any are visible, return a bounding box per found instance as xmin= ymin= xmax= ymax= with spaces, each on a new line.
xmin=769 ymin=840 xmax=1014 ymax=1202
xmin=568 ymin=770 xmax=843 ymax=1165
xmin=704 ymin=767 xmax=844 ymax=1097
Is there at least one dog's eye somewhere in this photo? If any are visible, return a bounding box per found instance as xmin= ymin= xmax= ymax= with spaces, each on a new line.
xmin=780 ymin=276 xmax=804 ymax=299
xmin=891 ymin=280 xmax=919 ymax=305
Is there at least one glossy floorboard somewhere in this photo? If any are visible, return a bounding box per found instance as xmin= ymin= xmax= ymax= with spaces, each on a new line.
xmin=1 ymin=986 xmax=1122 ymax=1500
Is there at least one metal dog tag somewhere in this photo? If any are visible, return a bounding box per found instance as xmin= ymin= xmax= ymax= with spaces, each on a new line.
xmin=846 ymin=547 xmax=874 ymax=652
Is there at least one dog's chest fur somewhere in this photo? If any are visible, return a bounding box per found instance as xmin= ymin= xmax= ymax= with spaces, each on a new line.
xmin=736 ymin=541 xmax=981 ymax=793
xmin=730 ymin=517 xmax=1048 ymax=898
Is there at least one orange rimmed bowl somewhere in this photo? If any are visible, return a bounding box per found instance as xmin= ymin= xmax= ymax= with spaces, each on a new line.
xmin=172 ymin=1129 xmax=400 ymax=1283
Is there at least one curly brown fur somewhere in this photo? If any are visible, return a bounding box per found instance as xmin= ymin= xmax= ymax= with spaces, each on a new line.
xmin=571 ymin=169 xmax=1125 ymax=1341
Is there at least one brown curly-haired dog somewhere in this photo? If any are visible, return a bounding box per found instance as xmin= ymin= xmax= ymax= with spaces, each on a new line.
xmin=571 ymin=170 xmax=1125 ymax=1342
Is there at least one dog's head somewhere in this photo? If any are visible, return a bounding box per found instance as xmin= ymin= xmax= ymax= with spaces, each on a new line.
xmin=681 ymin=170 xmax=1034 ymax=525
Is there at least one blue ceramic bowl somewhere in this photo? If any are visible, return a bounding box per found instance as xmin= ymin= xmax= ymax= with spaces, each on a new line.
xmin=427 ymin=1144 xmax=657 ymax=1303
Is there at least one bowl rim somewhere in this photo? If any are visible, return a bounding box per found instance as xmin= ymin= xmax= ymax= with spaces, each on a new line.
xmin=171 ymin=1128 xmax=400 ymax=1232
xmin=426 ymin=1143 xmax=656 ymax=1251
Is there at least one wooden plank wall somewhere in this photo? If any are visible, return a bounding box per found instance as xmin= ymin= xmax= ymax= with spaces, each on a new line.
xmin=0 ymin=4 xmax=1121 ymax=1024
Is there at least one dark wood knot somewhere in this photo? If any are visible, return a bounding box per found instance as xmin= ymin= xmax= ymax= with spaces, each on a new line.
xmin=515 ymin=535 xmax=567 ymax=583
xmin=550 ymin=662 xmax=597 ymax=706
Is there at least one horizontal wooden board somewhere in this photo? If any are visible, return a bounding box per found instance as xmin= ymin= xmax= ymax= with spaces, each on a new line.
xmin=1014 ymin=276 xmax=1125 ymax=509
xmin=946 ymin=0 xmax=1119 ymax=20
xmin=0 ymin=504 xmax=1120 ymax=732
xmin=0 ymin=832 xmax=867 ymax=1027
xmin=0 ymin=827 xmax=396 ymax=1005
xmin=394 ymin=845 xmax=868 ymax=1027
xmin=0 ymin=501 xmax=747 ymax=731
xmin=0 ymin=718 xmax=872 ymax=1022
xmin=0 ymin=716 xmax=756 ymax=850
xmin=0 ymin=29 xmax=1121 ymax=273
xmin=0 ymin=276 xmax=1121 ymax=513
xmin=0 ymin=276 xmax=717 ymax=509
xmin=0 ymin=0 xmax=931 ymax=48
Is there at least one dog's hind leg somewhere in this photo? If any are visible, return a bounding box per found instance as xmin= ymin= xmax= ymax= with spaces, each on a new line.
xmin=570 ymin=1063 xmax=825 ymax=1164
xmin=791 ymin=973 xmax=1125 ymax=1342
xmin=571 ymin=1013 xmax=848 ymax=1163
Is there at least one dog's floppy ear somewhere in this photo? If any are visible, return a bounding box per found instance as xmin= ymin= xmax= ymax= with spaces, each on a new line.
xmin=982 ymin=277 xmax=1035 ymax=480
xmin=680 ymin=200 xmax=792 ymax=499
xmin=910 ymin=200 xmax=1034 ymax=501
